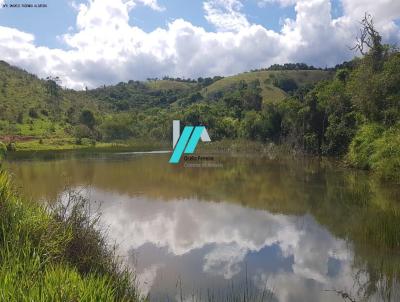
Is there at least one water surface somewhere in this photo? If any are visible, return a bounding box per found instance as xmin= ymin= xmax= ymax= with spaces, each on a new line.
xmin=5 ymin=152 xmax=400 ymax=301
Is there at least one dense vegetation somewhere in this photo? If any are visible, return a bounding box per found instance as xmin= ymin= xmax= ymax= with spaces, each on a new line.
xmin=0 ymin=169 xmax=140 ymax=301
xmin=0 ymin=16 xmax=398 ymax=181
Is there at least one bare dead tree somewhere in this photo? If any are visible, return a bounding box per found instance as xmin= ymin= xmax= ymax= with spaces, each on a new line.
xmin=351 ymin=13 xmax=382 ymax=55
xmin=351 ymin=13 xmax=386 ymax=71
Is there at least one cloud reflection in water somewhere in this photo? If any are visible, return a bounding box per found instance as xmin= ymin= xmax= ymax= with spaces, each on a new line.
xmin=81 ymin=188 xmax=359 ymax=301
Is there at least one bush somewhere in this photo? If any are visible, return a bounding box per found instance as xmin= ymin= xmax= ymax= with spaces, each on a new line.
xmin=370 ymin=125 xmax=400 ymax=182
xmin=28 ymin=108 xmax=39 ymax=119
xmin=6 ymin=142 xmax=16 ymax=152
xmin=348 ymin=123 xmax=400 ymax=182
xmin=80 ymin=138 xmax=96 ymax=146
xmin=80 ymin=110 xmax=96 ymax=129
xmin=16 ymin=112 xmax=24 ymax=124
xmin=0 ymin=142 xmax=6 ymax=161
xmin=304 ymin=133 xmax=319 ymax=154
xmin=239 ymin=111 xmax=263 ymax=140
xmin=214 ymin=117 xmax=238 ymax=140
xmin=273 ymin=77 xmax=298 ymax=93
xmin=347 ymin=123 xmax=383 ymax=169
xmin=100 ymin=117 xmax=134 ymax=141
xmin=74 ymin=124 xmax=93 ymax=140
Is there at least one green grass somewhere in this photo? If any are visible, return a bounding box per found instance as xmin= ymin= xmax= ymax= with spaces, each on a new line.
xmin=0 ymin=61 xmax=47 ymax=122
xmin=13 ymin=138 xmax=118 ymax=152
xmin=2 ymin=138 xmax=169 ymax=161
xmin=0 ymin=118 xmax=68 ymax=139
xmin=0 ymin=170 xmax=141 ymax=301
xmin=202 ymin=70 xmax=333 ymax=103
xmin=15 ymin=119 xmax=66 ymax=137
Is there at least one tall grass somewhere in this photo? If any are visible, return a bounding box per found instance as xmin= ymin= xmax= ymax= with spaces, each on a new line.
xmin=0 ymin=142 xmax=6 ymax=161
xmin=151 ymin=274 xmax=275 ymax=302
xmin=347 ymin=123 xmax=400 ymax=183
xmin=0 ymin=170 xmax=141 ymax=301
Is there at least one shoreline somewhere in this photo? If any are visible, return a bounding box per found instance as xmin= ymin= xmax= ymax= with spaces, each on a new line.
xmin=2 ymin=138 xmax=396 ymax=184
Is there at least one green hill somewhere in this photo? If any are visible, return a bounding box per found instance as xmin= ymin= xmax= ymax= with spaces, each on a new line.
xmin=0 ymin=61 xmax=47 ymax=122
xmin=0 ymin=61 xmax=101 ymax=138
xmin=145 ymin=80 xmax=196 ymax=91
xmin=0 ymin=60 xmax=335 ymax=151
xmin=203 ymin=70 xmax=334 ymax=103
xmin=88 ymin=80 xmax=197 ymax=110
xmin=0 ymin=61 xmax=332 ymax=128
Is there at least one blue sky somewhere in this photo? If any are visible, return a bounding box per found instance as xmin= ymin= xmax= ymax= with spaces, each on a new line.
xmin=0 ymin=0 xmax=399 ymax=88
xmin=0 ymin=0 xmax=299 ymax=48
xmin=0 ymin=1 xmax=79 ymax=48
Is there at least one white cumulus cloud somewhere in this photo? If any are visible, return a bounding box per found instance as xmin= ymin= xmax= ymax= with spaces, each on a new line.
xmin=257 ymin=0 xmax=297 ymax=8
xmin=204 ymin=0 xmax=250 ymax=31
xmin=0 ymin=0 xmax=399 ymax=89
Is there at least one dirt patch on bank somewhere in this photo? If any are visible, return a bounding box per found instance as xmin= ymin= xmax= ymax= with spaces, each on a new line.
xmin=0 ymin=135 xmax=36 ymax=142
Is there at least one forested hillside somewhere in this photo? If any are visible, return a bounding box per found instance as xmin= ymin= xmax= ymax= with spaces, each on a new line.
xmin=0 ymin=60 xmax=329 ymax=143
xmin=202 ymin=69 xmax=333 ymax=103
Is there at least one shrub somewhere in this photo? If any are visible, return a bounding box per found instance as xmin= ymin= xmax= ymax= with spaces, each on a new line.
xmin=304 ymin=133 xmax=319 ymax=154
xmin=370 ymin=125 xmax=400 ymax=182
xmin=80 ymin=110 xmax=96 ymax=129
xmin=239 ymin=111 xmax=263 ymax=140
xmin=6 ymin=142 xmax=16 ymax=152
xmin=74 ymin=124 xmax=93 ymax=140
xmin=80 ymin=138 xmax=96 ymax=146
xmin=0 ymin=142 xmax=6 ymax=161
xmin=273 ymin=77 xmax=298 ymax=93
xmin=348 ymin=123 xmax=400 ymax=182
xmin=100 ymin=117 xmax=134 ymax=141
xmin=214 ymin=117 xmax=238 ymax=140
xmin=28 ymin=108 xmax=39 ymax=119
xmin=16 ymin=112 xmax=24 ymax=124
xmin=75 ymin=137 xmax=82 ymax=145
xmin=347 ymin=123 xmax=384 ymax=169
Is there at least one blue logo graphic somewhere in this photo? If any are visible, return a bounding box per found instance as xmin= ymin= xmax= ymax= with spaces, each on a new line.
xmin=169 ymin=120 xmax=211 ymax=164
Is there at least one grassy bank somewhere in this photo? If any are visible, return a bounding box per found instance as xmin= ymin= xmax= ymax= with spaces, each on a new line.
xmin=3 ymin=137 xmax=169 ymax=154
xmin=0 ymin=170 xmax=140 ymax=301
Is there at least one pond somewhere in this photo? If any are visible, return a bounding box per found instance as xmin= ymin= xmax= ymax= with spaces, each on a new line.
xmin=4 ymin=151 xmax=400 ymax=301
